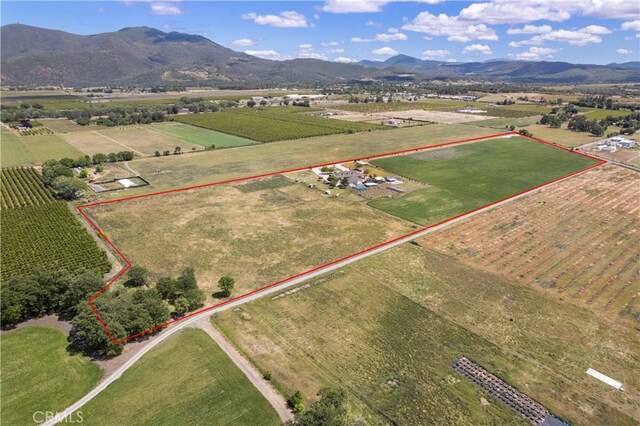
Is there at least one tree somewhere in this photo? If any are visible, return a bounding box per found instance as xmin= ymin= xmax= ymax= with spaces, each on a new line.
xmin=590 ymin=122 xmax=606 ymax=137
xmin=260 ymin=100 xmax=268 ymax=106
xmin=289 ymin=387 xmax=348 ymax=426
xmin=155 ymin=151 xmax=161 ymax=157
xmin=173 ymin=297 xmax=190 ymax=317
xmin=218 ymin=275 xmax=235 ymax=297
xmin=247 ymin=100 xmax=256 ymax=107
xmin=174 ymin=146 xmax=181 ymax=155
xmin=287 ymin=391 xmax=305 ymax=414
xmin=51 ymin=176 xmax=86 ymax=200
xmin=92 ymin=153 xmax=107 ymax=165
xmin=42 ymin=160 xmax=73 ymax=186
xmin=163 ymin=150 xmax=171 ymax=156
xmin=79 ymin=169 xmax=89 ymax=179
xmin=126 ymin=266 xmax=148 ymax=287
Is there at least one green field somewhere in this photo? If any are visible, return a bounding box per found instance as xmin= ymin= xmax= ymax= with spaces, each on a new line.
xmin=1 ymin=168 xmax=110 ymax=280
xmin=81 ymin=328 xmax=280 ymax=425
xmin=465 ymin=116 xmax=541 ymax=128
xmin=1 ymin=326 xmax=103 ymax=426
xmin=101 ymin=124 xmax=496 ymax=198
xmin=0 ymin=128 xmax=34 ymax=167
xmin=174 ymin=106 xmax=386 ymax=142
xmin=333 ymin=99 xmax=482 ymax=113
xmin=369 ymin=137 xmax=598 ymax=225
xmin=214 ymin=243 xmax=640 ymax=425
xmin=150 ymin=122 xmax=257 ymax=148
xmin=583 ymin=109 xmax=632 ymax=120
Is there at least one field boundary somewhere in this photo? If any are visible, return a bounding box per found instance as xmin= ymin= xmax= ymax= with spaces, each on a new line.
xmin=77 ymin=132 xmax=605 ymax=344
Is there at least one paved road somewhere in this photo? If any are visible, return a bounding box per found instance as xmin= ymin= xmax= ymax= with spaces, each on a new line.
xmin=43 ymin=167 xmax=583 ymax=426
xmin=191 ymin=318 xmax=294 ymax=423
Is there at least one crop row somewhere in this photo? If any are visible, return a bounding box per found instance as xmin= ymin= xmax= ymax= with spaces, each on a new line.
xmin=175 ymin=107 xmax=385 ymax=142
xmin=1 ymin=167 xmax=54 ymax=209
xmin=1 ymin=202 xmax=110 ymax=281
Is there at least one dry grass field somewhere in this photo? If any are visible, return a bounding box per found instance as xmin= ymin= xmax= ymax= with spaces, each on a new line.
xmin=40 ymin=119 xmax=108 ymax=133
xmin=214 ymin=243 xmax=640 ymax=425
xmin=420 ymin=165 xmax=640 ymax=325
xmin=86 ymin=176 xmax=413 ymax=298
xmin=100 ymin=124 xmax=497 ymax=198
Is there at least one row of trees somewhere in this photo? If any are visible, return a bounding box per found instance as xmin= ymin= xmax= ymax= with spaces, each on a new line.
xmin=42 ymin=159 xmax=87 ymax=200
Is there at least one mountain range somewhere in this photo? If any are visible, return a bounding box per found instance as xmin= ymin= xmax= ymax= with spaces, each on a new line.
xmin=1 ymin=24 xmax=638 ymax=87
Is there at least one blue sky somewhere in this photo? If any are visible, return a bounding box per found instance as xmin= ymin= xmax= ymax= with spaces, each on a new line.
xmin=2 ymin=1 xmax=639 ymax=64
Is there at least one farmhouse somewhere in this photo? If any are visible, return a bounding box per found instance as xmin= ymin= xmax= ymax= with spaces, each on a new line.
xmin=605 ymin=137 xmax=636 ymax=148
xmin=333 ymin=169 xmax=364 ymax=186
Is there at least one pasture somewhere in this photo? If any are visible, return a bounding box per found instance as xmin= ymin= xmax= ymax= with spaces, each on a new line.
xmin=583 ymin=109 xmax=632 ymax=120
xmin=421 ymin=165 xmax=640 ymax=325
xmin=40 ymin=119 xmax=108 ymax=133
xmin=0 ymin=131 xmax=84 ymax=166
xmin=80 ymin=328 xmax=280 ymax=425
xmin=62 ymin=126 xmax=202 ymax=157
xmin=106 ymin=124 xmax=498 ymax=197
xmin=0 ymin=128 xmax=33 ymax=167
xmin=86 ymin=176 xmax=413 ymax=298
xmin=150 ymin=122 xmax=256 ymax=148
xmin=214 ymin=243 xmax=640 ymax=425
xmin=1 ymin=326 xmax=103 ymax=426
xmin=368 ymin=136 xmax=598 ymax=225
xmin=0 ymin=168 xmax=110 ymax=280
xmin=522 ymin=124 xmax=609 ymax=147
xmin=466 ymin=116 xmax=541 ymax=128
xmin=174 ymin=106 xmax=386 ymax=142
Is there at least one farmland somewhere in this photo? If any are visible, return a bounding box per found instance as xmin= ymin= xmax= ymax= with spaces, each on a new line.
xmin=333 ymin=99 xmax=481 ymax=113
xmin=0 ymin=130 xmax=84 ymax=166
xmin=149 ymin=122 xmax=256 ymax=148
xmin=0 ymin=128 xmax=33 ymax=167
xmin=80 ymin=328 xmax=280 ymax=425
xmin=1 ymin=326 xmax=103 ymax=426
xmin=368 ymin=137 xmax=599 ymax=225
xmin=40 ymin=118 xmax=108 ymax=133
xmin=521 ymin=123 xmax=612 ymax=147
xmin=85 ymin=176 xmax=413 ymax=297
xmin=105 ymin=124 xmax=498 ymax=196
xmin=214 ymin=242 xmax=640 ymax=425
xmin=0 ymin=168 xmax=110 ymax=280
xmin=420 ymin=165 xmax=640 ymax=325
xmin=174 ymin=106 xmax=386 ymax=142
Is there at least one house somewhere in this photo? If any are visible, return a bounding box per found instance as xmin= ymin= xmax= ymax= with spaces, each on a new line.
xmin=333 ymin=169 xmax=364 ymax=186
xmin=385 ymin=119 xmax=402 ymax=126
xmin=386 ymin=177 xmax=397 ymax=182
xmin=619 ymin=140 xmax=636 ymax=148
xmin=355 ymin=160 xmax=369 ymax=167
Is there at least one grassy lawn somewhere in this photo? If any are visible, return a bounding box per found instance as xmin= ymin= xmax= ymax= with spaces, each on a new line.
xmin=87 ymin=177 xmax=413 ymax=298
xmin=150 ymin=122 xmax=257 ymax=148
xmin=1 ymin=326 xmax=103 ymax=426
xmin=0 ymin=128 xmax=34 ymax=167
xmin=18 ymin=133 xmax=84 ymax=164
xmin=213 ymin=244 xmax=640 ymax=425
xmin=174 ymin=106 xmax=385 ymax=142
xmin=368 ymin=136 xmax=598 ymax=225
xmin=103 ymin=124 xmax=497 ymax=198
xmin=81 ymin=328 xmax=280 ymax=426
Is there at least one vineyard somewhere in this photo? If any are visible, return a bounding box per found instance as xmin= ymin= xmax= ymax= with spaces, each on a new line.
xmin=421 ymin=166 xmax=640 ymax=324
xmin=1 ymin=168 xmax=110 ymax=280
xmin=174 ymin=106 xmax=386 ymax=142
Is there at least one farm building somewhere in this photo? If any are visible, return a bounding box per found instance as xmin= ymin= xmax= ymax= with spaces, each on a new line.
xmin=605 ymin=137 xmax=636 ymax=148
xmin=333 ymin=170 xmax=364 ymax=186
xmin=384 ymin=119 xmax=402 ymax=126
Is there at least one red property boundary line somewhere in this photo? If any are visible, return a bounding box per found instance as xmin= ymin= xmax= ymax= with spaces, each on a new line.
xmin=77 ymin=132 xmax=605 ymax=345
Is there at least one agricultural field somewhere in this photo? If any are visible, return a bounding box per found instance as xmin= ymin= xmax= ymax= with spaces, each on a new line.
xmin=0 ymin=168 xmax=110 ymax=280
xmin=149 ymin=122 xmax=257 ymax=148
xmin=0 ymin=128 xmax=34 ymax=167
xmin=174 ymin=106 xmax=386 ymax=142
xmin=368 ymin=136 xmax=599 ymax=225
xmin=523 ymin=123 xmax=611 ymax=147
xmin=214 ymin=242 xmax=640 ymax=425
xmin=85 ymin=175 xmax=413 ymax=298
xmin=0 ymin=94 xmax=89 ymax=109
xmin=62 ymin=126 xmax=202 ymax=157
xmin=332 ymin=99 xmax=482 ymax=113
xmin=1 ymin=326 xmax=103 ymax=426
xmin=106 ymin=124 xmax=498 ymax=197
xmin=39 ymin=118 xmax=108 ymax=133
xmin=465 ymin=115 xmax=541 ymax=128
xmin=583 ymin=109 xmax=632 ymax=120
xmin=421 ymin=165 xmax=640 ymax=325
xmin=0 ymin=130 xmax=84 ymax=166
xmin=80 ymin=328 xmax=280 ymax=425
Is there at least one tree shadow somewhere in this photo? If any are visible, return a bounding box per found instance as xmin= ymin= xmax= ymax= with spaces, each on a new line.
xmin=212 ymin=291 xmax=230 ymax=299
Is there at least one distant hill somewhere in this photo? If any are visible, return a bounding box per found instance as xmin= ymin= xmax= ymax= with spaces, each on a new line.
xmin=2 ymin=24 xmax=639 ymax=87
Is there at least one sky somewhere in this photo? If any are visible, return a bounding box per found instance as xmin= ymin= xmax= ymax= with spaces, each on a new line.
xmin=2 ymin=0 xmax=640 ymax=65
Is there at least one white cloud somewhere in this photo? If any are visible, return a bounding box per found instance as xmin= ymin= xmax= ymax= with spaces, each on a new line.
xmin=299 ymin=43 xmax=314 ymax=49
xmin=241 ymin=11 xmax=308 ymax=28
xmin=329 ymin=48 xmax=345 ymax=53
xmin=322 ymin=0 xmax=443 ymax=14
xmin=365 ymin=20 xmax=380 ymax=26
xmin=334 ymin=57 xmax=357 ymax=63
xmin=616 ymin=48 xmax=632 ymax=54
xmin=245 ymin=50 xmax=281 ymax=60
xmin=422 ymin=49 xmax=451 ymax=59
xmin=388 ymin=27 xmax=399 ymax=33
xmin=321 ymin=41 xmax=341 ymax=47
xmin=351 ymin=32 xmax=408 ymax=42
xmin=458 ymin=0 xmax=639 ymax=24
xmin=298 ymin=52 xmax=328 ymax=60
xmin=621 ymin=20 xmax=640 ymax=31
xmin=508 ymin=25 xmax=612 ymax=47
xmin=313 ymin=13 xmax=320 ymax=20
xmin=463 ymin=44 xmax=492 ymax=54
xmin=232 ymin=38 xmax=257 ymax=47
xmin=372 ymin=47 xmax=399 ymax=56
xmin=516 ymin=46 xmax=559 ymax=60
xmin=402 ymin=12 xmax=498 ymax=42
xmin=150 ymin=1 xmax=182 ymax=15
xmin=507 ymin=24 xmax=552 ymax=35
